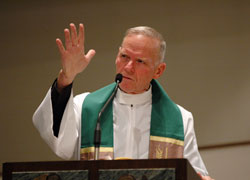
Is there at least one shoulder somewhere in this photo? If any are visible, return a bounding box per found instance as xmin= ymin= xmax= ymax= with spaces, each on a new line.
xmin=177 ymin=105 xmax=193 ymax=119
xmin=176 ymin=105 xmax=194 ymax=134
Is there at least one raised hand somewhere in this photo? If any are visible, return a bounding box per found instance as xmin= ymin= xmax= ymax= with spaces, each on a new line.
xmin=56 ymin=23 xmax=96 ymax=90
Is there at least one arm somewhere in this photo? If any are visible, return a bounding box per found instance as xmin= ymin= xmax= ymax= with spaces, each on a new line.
xmin=33 ymin=23 xmax=95 ymax=159
xmin=178 ymin=105 xmax=214 ymax=180
xmin=32 ymin=87 xmax=78 ymax=159
xmin=33 ymin=81 xmax=90 ymax=160
xmin=51 ymin=79 xmax=72 ymax=137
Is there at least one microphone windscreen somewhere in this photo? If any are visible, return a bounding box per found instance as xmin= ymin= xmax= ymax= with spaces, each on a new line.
xmin=115 ymin=73 xmax=123 ymax=83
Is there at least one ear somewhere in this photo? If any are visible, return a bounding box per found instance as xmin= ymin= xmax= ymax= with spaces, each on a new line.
xmin=153 ymin=62 xmax=166 ymax=79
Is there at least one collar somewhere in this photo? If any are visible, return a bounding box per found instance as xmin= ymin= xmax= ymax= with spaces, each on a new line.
xmin=115 ymin=86 xmax=152 ymax=105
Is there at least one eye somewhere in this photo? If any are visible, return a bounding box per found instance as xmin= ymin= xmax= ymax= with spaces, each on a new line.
xmin=137 ymin=59 xmax=145 ymax=64
xmin=120 ymin=53 xmax=127 ymax=58
xmin=120 ymin=53 xmax=130 ymax=61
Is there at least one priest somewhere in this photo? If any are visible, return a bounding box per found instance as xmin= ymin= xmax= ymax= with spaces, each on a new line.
xmin=33 ymin=23 xmax=214 ymax=180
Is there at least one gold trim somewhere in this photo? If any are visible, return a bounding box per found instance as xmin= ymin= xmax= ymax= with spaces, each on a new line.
xmin=165 ymin=147 xmax=168 ymax=158
xmin=115 ymin=157 xmax=133 ymax=160
xmin=81 ymin=147 xmax=113 ymax=154
xmin=156 ymin=145 xmax=163 ymax=159
xmin=150 ymin=136 xmax=184 ymax=146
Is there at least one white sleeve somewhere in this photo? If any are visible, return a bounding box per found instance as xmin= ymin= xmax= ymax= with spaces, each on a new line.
xmin=32 ymin=88 xmax=89 ymax=160
xmin=178 ymin=105 xmax=209 ymax=176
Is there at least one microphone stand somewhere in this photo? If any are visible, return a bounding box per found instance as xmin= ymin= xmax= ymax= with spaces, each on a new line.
xmin=94 ymin=74 xmax=122 ymax=160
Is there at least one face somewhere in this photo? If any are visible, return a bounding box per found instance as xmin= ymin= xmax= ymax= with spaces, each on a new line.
xmin=115 ymin=34 xmax=166 ymax=94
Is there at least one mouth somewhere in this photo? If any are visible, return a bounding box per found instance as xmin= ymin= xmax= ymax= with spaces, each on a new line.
xmin=122 ymin=76 xmax=133 ymax=81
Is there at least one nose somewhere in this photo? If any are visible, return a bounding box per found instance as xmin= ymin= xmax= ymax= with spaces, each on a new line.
xmin=124 ymin=60 xmax=135 ymax=74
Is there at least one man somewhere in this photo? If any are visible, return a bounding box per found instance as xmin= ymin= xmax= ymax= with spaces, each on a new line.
xmin=33 ymin=23 xmax=214 ymax=180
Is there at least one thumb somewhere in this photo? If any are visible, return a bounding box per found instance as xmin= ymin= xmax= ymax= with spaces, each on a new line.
xmin=85 ymin=49 xmax=96 ymax=62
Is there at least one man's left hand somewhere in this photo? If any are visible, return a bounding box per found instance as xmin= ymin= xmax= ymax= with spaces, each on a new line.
xmin=197 ymin=172 xmax=215 ymax=180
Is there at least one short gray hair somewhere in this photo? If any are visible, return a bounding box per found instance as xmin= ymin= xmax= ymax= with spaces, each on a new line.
xmin=124 ymin=26 xmax=166 ymax=63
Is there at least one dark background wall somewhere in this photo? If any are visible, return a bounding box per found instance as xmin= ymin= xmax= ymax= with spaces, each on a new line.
xmin=1 ymin=0 xmax=249 ymax=168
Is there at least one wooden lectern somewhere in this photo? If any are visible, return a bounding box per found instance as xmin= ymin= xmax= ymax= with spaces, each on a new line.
xmin=3 ymin=159 xmax=200 ymax=180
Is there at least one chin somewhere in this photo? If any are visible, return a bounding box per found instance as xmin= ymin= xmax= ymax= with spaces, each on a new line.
xmin=119 ymin=84 xmax=134 ymax=94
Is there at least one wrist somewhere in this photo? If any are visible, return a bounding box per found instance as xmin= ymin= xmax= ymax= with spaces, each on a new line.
xmin=57 ymin=69 xmax=75 ymax=91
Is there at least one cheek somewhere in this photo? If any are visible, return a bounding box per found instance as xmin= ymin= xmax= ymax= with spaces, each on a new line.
xmin=138 ymin=67 xmax=154 ymax=77
xmin=137 ymin=68 xmax=155 ymax=83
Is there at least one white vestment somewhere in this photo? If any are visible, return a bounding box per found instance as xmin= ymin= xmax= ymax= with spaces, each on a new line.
xmin=33 ymin=86 xmax=208 ymax=176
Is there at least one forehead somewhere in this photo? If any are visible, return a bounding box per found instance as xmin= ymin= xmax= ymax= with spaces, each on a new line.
xmin=121 ymin=34 xmax=160 ymax=60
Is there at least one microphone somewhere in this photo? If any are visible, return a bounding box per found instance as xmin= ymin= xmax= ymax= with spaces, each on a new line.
xmin=94 ymin=73 xmax=123 ymax=160
xmin=115 ymin=73 xmax=123 ymax=84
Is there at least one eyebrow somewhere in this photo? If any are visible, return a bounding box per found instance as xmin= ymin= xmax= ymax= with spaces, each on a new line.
xmin=119 ymin=47 xmax=152 ymax=62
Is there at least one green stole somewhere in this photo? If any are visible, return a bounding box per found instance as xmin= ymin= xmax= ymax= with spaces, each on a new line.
xmin=80 ymin=79 xmax=184 ymax=160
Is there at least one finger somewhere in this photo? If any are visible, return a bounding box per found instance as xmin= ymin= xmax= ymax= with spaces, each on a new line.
xmin=56 ymin=38 xmax=65 ymax=55
xmin=78 ymin=23 xmax=84 ymax=51
xmin=70 ymin=23 xmax=77 ymax=46
xmin=64 ymin=28 xmax=72 ymax=50
xmin=78 ymin=23 xmax=84 ymax=44
xmin=85 ymin=49 xmax=96 ymax=62
xmin=197 ymin=172 xmax=203 ymax=179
